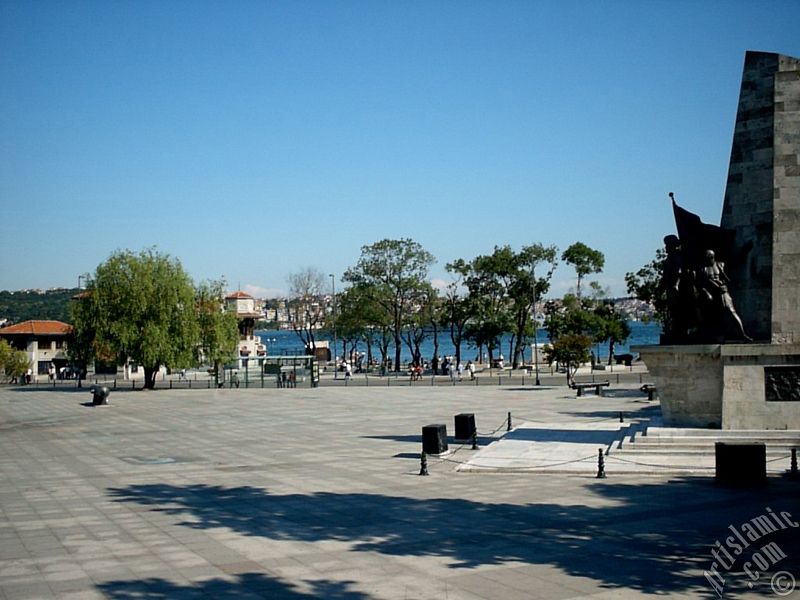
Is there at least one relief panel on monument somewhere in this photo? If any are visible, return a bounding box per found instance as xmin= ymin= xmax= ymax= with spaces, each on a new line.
xmin=764 ymin=366 xmax=800 ymax=402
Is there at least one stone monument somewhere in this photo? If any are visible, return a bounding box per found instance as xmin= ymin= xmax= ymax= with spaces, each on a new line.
xmin=636 ymin=50 xmax=800 ymax=429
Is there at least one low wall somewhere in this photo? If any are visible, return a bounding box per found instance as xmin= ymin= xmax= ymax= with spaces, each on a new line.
xmin=635 ymin=344 xmax=800 ymax=429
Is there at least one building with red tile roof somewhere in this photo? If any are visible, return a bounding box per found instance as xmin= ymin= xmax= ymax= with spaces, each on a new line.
xmin=0 ymin=320 xmax=72 ymax=381
xmin=224 ymin=291 xmax=266 ymax=364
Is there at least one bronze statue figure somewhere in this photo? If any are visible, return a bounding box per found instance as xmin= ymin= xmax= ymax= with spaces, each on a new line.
xmin=663 ymin=194 xmax=751 ymax=343
xmin=695 ymin=249 xmax=751 ymax=342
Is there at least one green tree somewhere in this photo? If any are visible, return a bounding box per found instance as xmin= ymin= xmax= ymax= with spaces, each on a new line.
xmin=401 ymin=283 xmax=438 ymax=368
xmin=625 ymin=248 xmax=667 ymax=324
xmin=0 ymin=288 xmax=77 ymax=323
xmin=196 ymin=280 xmax=239 ymax=386
xmin=343 ymin=239 xmax=435 ymax=372
xmin=450 ymin=250 xmax=511 ymax=366
xmin=333 ymin=283 xmax=393 ymax=369
xmin=442 ymin=265 xmax=475 ymax=367
xmin=545 ymin=333 xmax=592 ymax=384
xmin=507 ymin=244 xmax=558 ymax=368
xmin=71 ymin=249 xmax=200 ymax=389
xmin=562 ymin=242 xmax=605 ymax=298
xmin=0 ymin=339 xmax=29 ymax=382
xmin=455 ymin=245 xmax=558 ymax=368
xmin=591 ymin=302 xmax=631 ymax=365
xmin=67 ymin=290 xmax=98 ymax=387
xmin=544 ymin=294 xmax=596 ymax=342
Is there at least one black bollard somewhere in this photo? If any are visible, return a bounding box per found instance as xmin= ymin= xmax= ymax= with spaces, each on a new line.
xmin=507 ymin=411 xmax=512 ymax=432
xmin=597 ymin=448 xmax=606 ymax=479
xmin=789 ymin=448 xmax=798 ymax=479
xmin=619 ymin=412 xmax=624 ymax=423
xmin=471 ymin=431 xmax=478 ymax=450
xmin=419 ymin=452 xmax=429 ymax=476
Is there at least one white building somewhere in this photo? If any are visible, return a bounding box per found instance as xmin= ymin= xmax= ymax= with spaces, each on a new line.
xmin=225 ymin=291 xmax=267 ymax=367
xmin=0 ymin=320 xmax=71 ymax=382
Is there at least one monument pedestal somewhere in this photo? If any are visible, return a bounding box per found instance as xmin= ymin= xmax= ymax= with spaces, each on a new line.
xmin=635 ymin=344 xmax=800 ymax=430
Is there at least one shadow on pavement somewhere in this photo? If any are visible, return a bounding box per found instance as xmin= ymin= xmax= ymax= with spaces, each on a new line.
xmin=99 ymin=573 xmax=369 ymax=599
xmin=107 ymin=478 xmax=800 ymax=595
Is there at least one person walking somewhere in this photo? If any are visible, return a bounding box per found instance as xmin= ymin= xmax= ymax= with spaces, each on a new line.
xmin=467 ymin=360 xmax=475 ymax=381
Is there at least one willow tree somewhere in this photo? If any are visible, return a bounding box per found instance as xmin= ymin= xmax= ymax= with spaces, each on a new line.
xmin=72 ymin=249 xmax=200 ymax=389
xmin=344 ymin=238 xmax=434 ymax=372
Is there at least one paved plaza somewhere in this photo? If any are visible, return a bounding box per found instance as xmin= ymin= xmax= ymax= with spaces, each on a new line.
xmin=1 ymin=381 xmax=799 ymax=599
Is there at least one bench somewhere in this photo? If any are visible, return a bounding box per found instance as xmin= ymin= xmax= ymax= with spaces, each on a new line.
xmin=570 ymin=380 xmax=610 ymax=397
xmin=640 ymin=383 xmax=657 ymax=400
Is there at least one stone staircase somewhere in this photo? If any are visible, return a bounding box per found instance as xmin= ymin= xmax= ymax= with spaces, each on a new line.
xmin=606 ymin=418 xmax=800 ymax=475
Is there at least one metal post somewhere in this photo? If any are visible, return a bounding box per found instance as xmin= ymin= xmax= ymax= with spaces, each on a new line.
xmin=597 ymin=448 xmax=606 ymax=479
xmin=471 ymin=431 xmax=478 ymax=450
xmin=419 ymin=452 xmax=429 ymax=476
xmin=330 ymin=274 xmax=337 ymax=380
xmin=790 ymin=448 xmax=798 ymax=479
xmin=507 ymin=411 xmax=512 ymax=432
xmin=532 ymin=266 xmax=541 ymax=386
xmin=619 ymin=412 xmax=624 ymax=423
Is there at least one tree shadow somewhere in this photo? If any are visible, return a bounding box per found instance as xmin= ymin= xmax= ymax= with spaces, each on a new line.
xmin=98 ymin=572 xmax=369 ymax=599
xmin=599 ymin=389 xmax=648 ymax=399
xmin=501 ymin=386 xmax=559 ymax=392
xmin=107 ymin=479 xmax=800 ymax=595
xmin=364 ymin=434 xmax=500 ymax=447
xmin=559 ymin=405 xmax=660 ymax=421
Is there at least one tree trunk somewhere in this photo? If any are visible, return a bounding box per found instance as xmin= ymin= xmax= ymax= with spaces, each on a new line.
xmin=432 ymin=326 xmax=440 ymax=368
xmin=143 ymin=366 xmax=158 ymax=390
xmin=394 ymin=335 xmax=402 ymax=372
xmin=607 ymin=340 xmax=615 ymax=365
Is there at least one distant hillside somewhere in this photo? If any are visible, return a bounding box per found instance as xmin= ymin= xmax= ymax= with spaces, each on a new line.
xmin=0 ymin=288 xmax=78 ymax=325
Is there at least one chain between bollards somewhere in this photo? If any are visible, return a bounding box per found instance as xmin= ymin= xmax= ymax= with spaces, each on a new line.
xmin=596 ymin=448 xmax=606 ymax=479
xmin=419 ymin=452 xmax=429 ymax=476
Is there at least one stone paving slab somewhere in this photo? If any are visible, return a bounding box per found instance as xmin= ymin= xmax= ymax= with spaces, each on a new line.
xmin=0 ymin=384 xmax=799 ymax=599
xmin=456 ymin=422 xmax=628 ymax=474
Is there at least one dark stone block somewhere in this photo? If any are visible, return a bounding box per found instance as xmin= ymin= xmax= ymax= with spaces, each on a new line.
xmin=422 ymin=424 xmax=448 ymax=455
xmin=715 ymin=442 xmax=766 ymax=485
xmin=454 ymin=413 xmax=476 ymax=441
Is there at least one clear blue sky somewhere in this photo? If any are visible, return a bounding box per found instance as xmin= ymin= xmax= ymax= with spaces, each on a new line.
xmin=2 ymin=0 xmax=799 ymax=298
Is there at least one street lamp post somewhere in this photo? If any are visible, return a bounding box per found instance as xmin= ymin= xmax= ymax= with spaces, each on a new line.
xmin=330 ymin=274 xmax=337 ymax=380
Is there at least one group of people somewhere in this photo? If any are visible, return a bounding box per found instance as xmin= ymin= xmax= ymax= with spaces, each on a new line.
xmin=409 ymin=357 xmax=477 ymax=381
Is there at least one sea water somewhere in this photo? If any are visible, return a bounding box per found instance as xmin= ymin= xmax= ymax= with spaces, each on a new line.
xmin=257 ymin=320 xmax=661 ymax=364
